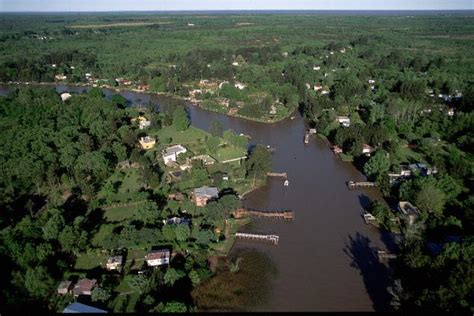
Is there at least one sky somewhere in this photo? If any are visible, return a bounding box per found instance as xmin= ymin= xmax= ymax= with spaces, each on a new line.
xmin=0 ymin=0 xmax=472 ymax=12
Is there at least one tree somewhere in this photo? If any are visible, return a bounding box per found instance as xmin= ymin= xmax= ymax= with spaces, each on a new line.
xmin=164 ymin=268 xmax=185 ymax=286
xmin=246 ymin=145 xmax=272 ymax=179
xmin=162 ymin=225 xmax=176 ymax=241
xmin=160 ymin=301 xmax=187 ymax=313
xmin=91 ymin=287 xmax=112 ymax=302
xmin=206 ymin=136 xmax=220 ymax=154
xmin=415 ymin=184 xmax=446 ymax=217
xmin=111 ymin=94 xmax=127 ymax=109
xmin=175 ymin=224 xmax=191 ymax=242
xmin=24 ymin=266 xmax=55 ymax=299
xmin=209 ymin=120 xmax=223 ymax=137
xmin=128 ymin=274 xmax=154 ymax=295
xmin=363 ymin=151 xmax=390 ymax=180
xmin=173 ymin=106 xmax=190 ymax=131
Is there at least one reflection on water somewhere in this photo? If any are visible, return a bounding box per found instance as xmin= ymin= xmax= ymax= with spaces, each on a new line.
xmin=1 ymin=84 xmax=392 ymax=311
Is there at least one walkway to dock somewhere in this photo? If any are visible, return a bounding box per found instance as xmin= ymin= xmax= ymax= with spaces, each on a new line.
xmin=267 ymin=172 xmax=288 ymax=178
xmin=233 ymin=208 xmax=294 ymax=220
xmin=347 ymin=181 xmax=377 ymax=189
xmin=235 ymin=233 xmax=279 ymax=245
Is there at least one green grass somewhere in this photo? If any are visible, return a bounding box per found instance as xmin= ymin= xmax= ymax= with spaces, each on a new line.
xmin=92 ymin=224 xmax=116 ymax=247
xmin=74 ymin=250 xmax=107 ymax=270
xmin=340 ymin=153 xmax=354 ymax=162
xmin=214 ymin=146 xmax=247 ymax=162
xmin=104 ymin=203 xmax=143 ymax=222
xmin=153 ymin=125 xmax=210 ymax=145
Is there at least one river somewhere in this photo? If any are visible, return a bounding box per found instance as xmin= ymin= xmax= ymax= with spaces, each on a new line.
xmin=1 ymin=84 xmax=395 ymax=311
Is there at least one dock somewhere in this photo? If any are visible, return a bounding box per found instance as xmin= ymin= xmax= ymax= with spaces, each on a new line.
xmin=347 ymin=181 xmax=377 ymax=189
xmin=235 ymin=233 xmax=279 ymax=245
xmin=377 ymin=250 xmax=397 ymax=263
xmin=233 ymin=208 xmax=294 ymax=220
xmin=267 ymin=172 xmax=288 ymax=178
xmin=363 ymin=212 xmax=377 ymax=225
xmin=304 ymin=133 xmax=310 ymax=144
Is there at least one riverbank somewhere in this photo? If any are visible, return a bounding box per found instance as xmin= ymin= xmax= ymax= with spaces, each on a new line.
xmin=2 ymin=81 xmax=294 ymax=124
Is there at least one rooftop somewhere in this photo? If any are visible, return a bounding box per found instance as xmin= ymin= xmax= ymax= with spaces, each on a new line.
xmin=193 ymin=186 xmax=219 ymax=198
xmin=146 ymin=249 xmax=170 ymax=260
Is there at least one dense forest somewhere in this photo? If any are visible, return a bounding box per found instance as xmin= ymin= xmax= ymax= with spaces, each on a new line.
xmin=0 ymin=12 xmax=473 ymax=312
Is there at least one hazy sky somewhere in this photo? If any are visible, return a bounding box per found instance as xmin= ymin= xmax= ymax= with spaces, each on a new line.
xmin=0 ymin=0 xmax=472 ymax=12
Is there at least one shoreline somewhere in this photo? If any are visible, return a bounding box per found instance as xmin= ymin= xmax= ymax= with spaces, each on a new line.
xmin=1 ymin=81 xmax=294 ymax=124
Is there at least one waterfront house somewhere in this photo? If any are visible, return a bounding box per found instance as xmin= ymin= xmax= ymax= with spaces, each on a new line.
xmin=309 ymin=128 xmax=317 ymax=135
xmin=192 ymin=186 xmax=219 ymax=206
xmin=72 ymin=278 xmax=97 ymax=297
xmin=61 ymin=93 xmax=72 ymax=102
xmin=138 ymin=136 xmax=156 ymax=150
xmin=162 ymin=145 xmax=187 ymax=165
xmin=132 ymin=116 xmax=151 ymax=130
xmin=336 ymin=116 xmax=351 ymax=127
xmin=398 ymin=201 xmax=420 ymax=225
xmin=63 ymin=302 xmax=107 ymax=313
xmin=106 ymin=256 xmax=123 ymax=271
xmin=57 ymin=280 xmax=73 ymax=295
xmin=362 ymin=144 xmax=375 ymax=156
xmin=332 ymin=145 xmax=343 ymax=155
xmin=55 ymin=74 xmax=67 ymax=81
xmin=234 ymin=82 xmax=247 ymax=90
xmin=145 ymin=249 xmax=170 ymax=267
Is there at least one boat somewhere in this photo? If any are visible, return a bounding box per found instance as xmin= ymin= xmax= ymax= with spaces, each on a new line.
xmin=290 ymin=116 xmax=295 ymax=120
xmin=304 ymin=133 xmax=309 ymax=144
xmin=284 ymin=180 xmax=289 ymax=186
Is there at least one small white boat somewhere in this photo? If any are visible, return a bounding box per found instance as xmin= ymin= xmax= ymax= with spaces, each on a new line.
xmin=284 ymin=180 xmax=289 ymax=187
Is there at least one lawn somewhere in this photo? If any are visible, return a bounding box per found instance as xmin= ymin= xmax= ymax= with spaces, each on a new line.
xmin=103 ymin=203 xmax=144 ymax=222
xmin=153 ymin=125 xmax=210 ymax=145
xmin=214 ymin=145 xmax=247 ymax=162
xmin=74 ymin=250 xmax=107 ymax=270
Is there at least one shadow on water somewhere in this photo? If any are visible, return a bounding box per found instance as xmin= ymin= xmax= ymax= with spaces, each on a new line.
xmin=357 ymin=194 xmax=372 ymax=209
xmin=344 ymin=232 xmax=391 ymax=311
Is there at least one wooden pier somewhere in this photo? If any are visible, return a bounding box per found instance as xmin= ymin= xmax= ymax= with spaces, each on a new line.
xmin=377 ymin=250 xmax=397 ymax=263
xmin=267 ymin=172 xmax=288 ymax=178
xmin=347 ymin=181 xmax=377 ymax=189
xmin=235 ymin=233 xmax=279 ymax=245
xmin=233 ymin=208 xmax=294 ymax=220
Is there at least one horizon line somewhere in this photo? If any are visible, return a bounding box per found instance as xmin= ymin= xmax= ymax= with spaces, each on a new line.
xmin=1 ymin=9 xmax=473 ymax=13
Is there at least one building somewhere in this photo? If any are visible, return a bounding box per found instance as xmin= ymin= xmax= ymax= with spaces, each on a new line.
xmin=139 ymin=136 xmax=156 ymax=150
xmin=234 ymin=82 xmax=246 ymax=90
xmin=145 ymin=249 xmax=170 ymax=267
xmin=187 ymin=23 xmax=195 ymax=27
xmin=57 ymin=280 xmax=73 ymax=295
xmin=313 ymin=84 xmax=323 ymax=91
xmin=55 ymin=74 xmax=67 ymax=81
xmin=63 ymin=302 xmax=107 ymax=313
xmin=72 ymin=278 xmax=97 ymax=296
xmin=106 ymin=256 xmax=123 ymax=271
xmin=332 ymin=145 xmax=343 ymax=154
xmin=398 ymin=201 xmax=420 ymax=225
xmin=368 ymin=79 xmax=376 ymax=84
xmin=447 ymin=108 xmax=455 ymax=116
xmin=320 ymin=90 xmax=329 ymax=95
xmin=191 ymin=154 xmax=216 ymax=166
xmin=61 ymin=93 xmax=72 ymax=102
xmin=362 ymin=144 xmax=375 ymax=156
xmin=313 ymin=65 xmax=321 ymax=71
xmin=162 ymin=145 xmax=187 ymax=165
xmin=165 ymin=217 xmax=191 ymax=226
xmin=336 ymin=116 xmax=351 ymax=127
xmin=132 ymin=116 xmax=151 ymax=130
xmin=409 ymin=163 xmax=437 ymax=176
xmin=192 ymin=186 xmax=219 ymax=207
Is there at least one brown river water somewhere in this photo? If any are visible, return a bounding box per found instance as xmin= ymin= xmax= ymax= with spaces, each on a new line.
xmin=1 ymin=84 xmax=396 ymax=311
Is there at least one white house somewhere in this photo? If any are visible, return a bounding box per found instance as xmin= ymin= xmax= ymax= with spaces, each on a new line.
xmin=145 ymin=249 xmax=170 ymax=267
xmin=187 ymin=23 xmax=195 ymax=27
xmin=234 ymin=82 xmax=246 ymax=90
xmin=132 ymin=116 xmax=151 ymax=130
xmin=368 ymin=79 xmax=376 ymax=84
xmin=61 ymin=93 xmax=72 ymax=102
xmin=336 ymin=116 xmax=351 ymax=127
xmin=447 ymin=108 xmax=455 ymax=116
xmin=232 ymin=61 xmax=240 ymax=66
xmin=362 ymin=144 xmax=375 ymax=156
xmin=162 ymin=145 xmax=187 ymax=165
xmin=313 ymin=65 xmax=321 ymax=71
xmin=320 ymin=90 xmax=330 ymax=95
xmin=313 ymin=84 xmax=323 ymax=91
xmin=55 ymin=74 xmax=67 ymax=81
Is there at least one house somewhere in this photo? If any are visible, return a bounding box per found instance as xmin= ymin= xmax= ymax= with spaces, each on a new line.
xmin=192 ymin=186 xmax=219 ymax=207
xmin=72 ymin=278 xmax=97 ymax=296
xmin=191 ymin=154 xmax=216 ymax=166
xmin=61 ymin=93 xmax=72 ymax=102
xmin=187 ymin=23 xmax=195 ymax=27
xmin=145 ymin=249 xmax=170 ymax=267
xmin=313 ymin=65 xmax=321 ymax=71
xmin=132 ymin=116 xmax=151 ymax=130
xmin=309 ymin=128 xmax=317 ymax=135
xmin=336 ymin=116 xmax=351 ymax=127
xmin=340 ymin=48 xmax=346 ymax=53
xmin=305 ymin=83 xmax=311 ymax=90
xmin=313 ymin=84 xmax=323 ymax=91
xmin=368 ymin=79 xmax=376 ymax=84
xmin=269 ymin=105 xmax=277 ymax=115
xmin=63 ymin=302 xmax=107 ymax=313
xmin=320 ymin=90 xmax=330 ymax=95
xmin=106 ymin=256 xmax=123 ymax=271
xmin=217 ymin=97 xmax=230 ymax=108
xmin=162 ymin=145 xmax=187 ymax=165
xmin=409 ymin=163 xmax=437 ymax=176
xmin=57 ymin=281 xmax=73 ymax=295
xmin=55 ymin=74 xmax=67 ymax=81
xmin=398 ymin=201 xmax=420 ymax=225
xmin=362 ymin=144 xmax=375 ymax=156
xmin=232 ymin=61 xmax=240 ymax=66
xmin=447 ymin=108 xmax=455 ymax=116
xmin=282 ymin=52 xmax=289 ymax=57
xmin=139 ymin=136 xmax=156 ymax=150
xmin=234 ymin=82 xmax=246 ymax=90
xmin=165 ymin=217 xmax=191 ymax=226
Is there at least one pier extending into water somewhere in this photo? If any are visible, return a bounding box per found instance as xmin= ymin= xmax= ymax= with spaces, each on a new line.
xmin=347 ymin=181 xmax=377 ymax=189
xmin=235 ymin=233 xmax=280 ymax=245
xmin=233 ymin=208 xmax=294 ymax=220
xmin=377 ymin=250 xmax=397 ymax=263
xmin=267 ymin=172 xmax=288 ymax=178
